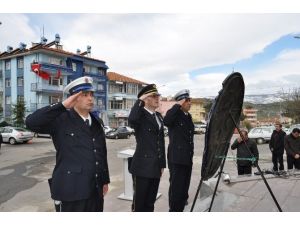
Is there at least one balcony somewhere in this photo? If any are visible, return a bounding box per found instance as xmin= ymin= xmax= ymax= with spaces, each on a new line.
xmin=31 ymin=83 xmax=65 ymax=94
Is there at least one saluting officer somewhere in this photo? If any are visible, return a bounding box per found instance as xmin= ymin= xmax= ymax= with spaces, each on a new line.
xmin=164 ymin=89 xmax=194 ymax=212
xmin=128 ymin=84 xmax=166 ymax=212
xmin=25 ymin=76 xmax=110 ymax=212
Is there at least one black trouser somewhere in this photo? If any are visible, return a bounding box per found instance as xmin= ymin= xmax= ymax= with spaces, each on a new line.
xmin=237 ymin=164 xmax=252 ymax=175
xmin=168 ymin=163 xmax=192 ymax=212
xmin=54 ymin=188 xmax=103 ymax=212
xmin=272 ymin=152 xmax=284 ymax=171
xmin=287 ymin=155 xmax=300 ymax=170
xmin=132 ymin=176 xmax=160 ymax=212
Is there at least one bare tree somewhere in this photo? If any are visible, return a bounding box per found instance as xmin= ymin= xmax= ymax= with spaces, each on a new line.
xmin=280 ymin=87 xmax=300 ymax=123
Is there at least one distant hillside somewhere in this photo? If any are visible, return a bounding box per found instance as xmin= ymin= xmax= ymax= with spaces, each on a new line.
xmin=243 ymin=102 xmax=282 ymax=120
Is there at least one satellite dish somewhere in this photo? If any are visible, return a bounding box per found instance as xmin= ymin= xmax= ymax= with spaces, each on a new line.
xmin=201 ymin=72 xmax=245 ymax=180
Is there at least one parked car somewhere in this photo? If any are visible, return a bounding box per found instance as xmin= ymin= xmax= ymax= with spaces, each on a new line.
xmin=105 ymin=127 xmax=132 ymax=139
xmin=115 ymin=126 xmax=134 ymax=135
xmin=0 ymin=126 xmax=34 ymax=144
xmin=103 ymin=126 xmax=113 ymax=135
xmin=248 ymin=126 xmax=275 ymax=144
xmin=194 ymin=124 xmax=206 ymax=134
xmin=288 ymin=124 xmax=300 ymax=135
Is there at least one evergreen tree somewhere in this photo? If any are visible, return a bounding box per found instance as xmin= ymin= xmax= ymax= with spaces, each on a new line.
xmin=12 ymin=99 xmax=26 ymax=127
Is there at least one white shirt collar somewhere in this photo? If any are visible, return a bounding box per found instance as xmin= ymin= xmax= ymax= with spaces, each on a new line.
xmin=79 ymin=113 xmax=92 ymax=126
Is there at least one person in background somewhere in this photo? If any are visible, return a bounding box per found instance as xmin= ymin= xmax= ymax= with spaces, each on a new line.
xmin=231 ymin=130 xmax=259 ymax=175
xmin=269 ymin=122 xmax=286 ymax=173
xmin=284 ymin=128 xmax=300 ymax=174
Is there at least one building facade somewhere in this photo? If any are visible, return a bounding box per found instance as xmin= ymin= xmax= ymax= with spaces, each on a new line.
xmin=189 ymin=98 xmax=206 ymax=123
xmin=243 ymin=108 xmax=258 ymax=127
xmin=0 ymin=35 xmax=108 ymax=122
xmin=107 ymin=72 xmax=146 ymax=128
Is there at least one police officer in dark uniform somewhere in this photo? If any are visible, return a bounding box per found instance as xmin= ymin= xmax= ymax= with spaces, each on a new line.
xmin=164 ymin=89 xmax=194 ymax=212
xmin=25 ymin=76 xmax=110 ymax=212
xmin=128 ymin=84 xmax=166 ymax=212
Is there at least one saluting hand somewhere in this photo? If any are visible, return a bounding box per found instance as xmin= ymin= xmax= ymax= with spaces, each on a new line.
xmin=139 ymin=92 xmax=155 ymax=101
xmin=177 ymin=98 xmax=186 ymax=106
xmin=62 ymin=91 xmax=82 ymax=109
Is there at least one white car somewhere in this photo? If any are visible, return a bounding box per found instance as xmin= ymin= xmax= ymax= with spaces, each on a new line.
xmin=288 ymin=124 xmax=300 ymax=135
xmin=0 ymin=126 xmax=34 ymax=144
xmin=103 ymin=126 xmax=113 ymax=134
xmin=248 ymin=126 xmax=275 ymax=144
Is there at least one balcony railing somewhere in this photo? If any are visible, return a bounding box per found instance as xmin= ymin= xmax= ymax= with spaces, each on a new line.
xmin=31 ymin=83 xmax=65 ymax=93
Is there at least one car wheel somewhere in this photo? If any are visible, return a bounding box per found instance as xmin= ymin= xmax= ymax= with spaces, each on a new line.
xmin=9 ymin=138 xmax=16 ymax=145
xmin=256 ymin=138 xmax=264 ymax=144
xmin=115 ymin=135 xmax=119 ymax=139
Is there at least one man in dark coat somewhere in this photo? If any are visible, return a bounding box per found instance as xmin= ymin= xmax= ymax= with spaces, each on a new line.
xmin=25 ymin=76 xmax=110 ymax=212
xmin=164 ymin=89 xmax=194 ymax=212
xmin=269 ymin=122 xmax=286 ymax=172
xmin=128 ymin=84 xmax=166 ymax=212
xmin=284 ymin=128 xmax=300 ymax=173
xmin=231 ymin=130 xmax=259 ymax=175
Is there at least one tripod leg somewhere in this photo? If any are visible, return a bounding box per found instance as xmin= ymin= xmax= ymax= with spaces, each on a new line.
xmin=190 ymin=178 xmax=203 ymax=212
xmin=208 ymin=147 xmax=229 ymax=212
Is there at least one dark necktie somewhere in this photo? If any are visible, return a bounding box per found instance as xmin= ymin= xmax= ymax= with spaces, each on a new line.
xmin=85 ymin=119 xmax=90 ymax=127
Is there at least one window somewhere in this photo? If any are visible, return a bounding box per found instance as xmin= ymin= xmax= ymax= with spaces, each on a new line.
xmin=127 ymin=83 xmax=138 ymax=95
xmin=98 ymin=68 xmax=105 ymax=76
xmin=5 ymin=96 xmax=11 ymax=104
xmin=49 ymin=77 xmax=63 ymax=86
xmin=109 ymin=100 xmax=123 ymax=109
xmin=49 ymin=96 xmax=61 ymax=104
xmin=17 ymin=95 xmax=24 ymax=102
xmin=84 ymin=65 xmax=91 ymax=73
xmin=5 ymin=61 xmax=11 ymax=70
xmin=97 ymin=98 xmax=103 ymax=107
xmin=125 ymin=99 xmax=135 ymax=109
xmin=17 ymin=77 xmax=24 ymax=86
xmin=17 ymin=58 xmax=24 ymax=69
xmin=72 ymin=63 xmax=77 ymax=72
xmin=97 ymin=83 xmax=104 ymax=91
xmin=49 ymin=57 xmax=63 ymax=66
xmin=109 ymin=83 xmax=124 ymax=93
xmin=5 ymin=79 xmax=11 ymax=87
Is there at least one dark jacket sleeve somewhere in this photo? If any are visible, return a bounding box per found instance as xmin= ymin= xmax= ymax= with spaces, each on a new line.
xmin=251 ymin=141 xmax=259 ymax=163
xmin=269 ymin=132 xmax=274 ymax=150
xmin=284 ymin=135 xmax=295 ymax=157
xmin=128 ymin=99 xmax=145 ymax=129
xmin=163 ymin=104 xmax=181 ymax=127
xmin=231 ymin=139 xmax=239 ymax=150
xmin=25 ymin=102 xmax=67 ymax=135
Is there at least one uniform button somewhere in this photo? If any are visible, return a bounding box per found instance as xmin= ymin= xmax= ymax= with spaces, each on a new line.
xmin=95 ymin=174 xmax=98 ymax=177
xmin=71 ymin=133 xmax=74 ymax=136
xmin=158 ymin=155 xmax=161 ymax=158
xmin=67 ymin=171 xmax=71 ymax=174
xmin=94 ymin=149 xmax=97 ymax=153
xmin=96 ymin=161 xmax=99 ymax=165
xmin=93 ymin=138 xmax=95 ymax=142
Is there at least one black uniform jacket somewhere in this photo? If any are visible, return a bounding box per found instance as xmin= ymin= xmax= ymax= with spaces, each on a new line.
xmin=164 ymin=104 xmax=194 ymax=166
xmin=231 ymin=138 xmax=259 ymax=166
xmin=269 ymin=130 xmax=286 ymax=154
xmin=128 ymin=99 xmax=166 ymax=179
xmin=25 ymin=102 xmax=110 ymax=201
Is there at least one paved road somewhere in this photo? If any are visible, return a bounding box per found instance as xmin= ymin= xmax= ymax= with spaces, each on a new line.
xmin=0 ymin=134 xmax=283 ymax=211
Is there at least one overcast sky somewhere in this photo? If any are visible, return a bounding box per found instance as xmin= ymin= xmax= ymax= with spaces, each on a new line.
xmin=1 ymin=13 xmax=300 ymax=98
